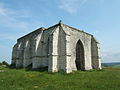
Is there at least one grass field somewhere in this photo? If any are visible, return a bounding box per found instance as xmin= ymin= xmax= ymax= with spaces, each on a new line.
xmin=102 ymin=63 xmax=120 ymax=68
xmin=0 ymin=66 xmax=120 ymax=90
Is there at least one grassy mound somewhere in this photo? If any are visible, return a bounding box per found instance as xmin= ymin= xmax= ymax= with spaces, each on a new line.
xmin=0 ymin=66 xmax=120 ymax=90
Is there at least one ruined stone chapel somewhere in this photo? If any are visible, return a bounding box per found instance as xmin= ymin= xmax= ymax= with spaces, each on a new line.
xmin=12 ymin=22 xmax=101 ymax=73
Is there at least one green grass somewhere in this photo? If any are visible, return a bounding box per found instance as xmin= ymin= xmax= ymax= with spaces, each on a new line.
xmin=0 ymin=66 xmax=120 ymax=90
xmin=112 ymin=65 xmax=120 ymax=68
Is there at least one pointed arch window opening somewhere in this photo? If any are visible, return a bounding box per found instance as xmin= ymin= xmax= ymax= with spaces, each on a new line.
xmin=75 ymin=39 xmax=85 ymax=70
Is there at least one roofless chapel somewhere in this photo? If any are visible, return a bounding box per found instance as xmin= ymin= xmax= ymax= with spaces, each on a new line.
xmin=12 ymin=22 xmax=101 ymax=73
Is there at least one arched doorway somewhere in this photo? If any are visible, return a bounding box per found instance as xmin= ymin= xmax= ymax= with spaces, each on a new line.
xmin=75 ymin=40 xmax=85 ymax=70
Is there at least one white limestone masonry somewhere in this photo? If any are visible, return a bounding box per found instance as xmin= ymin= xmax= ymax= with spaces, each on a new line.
xmin=12 ymin=23 xmax=101 ymax=73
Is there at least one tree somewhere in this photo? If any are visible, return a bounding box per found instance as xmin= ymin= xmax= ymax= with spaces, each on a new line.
xmin=2 ymin=61 xmax=9 ymax=66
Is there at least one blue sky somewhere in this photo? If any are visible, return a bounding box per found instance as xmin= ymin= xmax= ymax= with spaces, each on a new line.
xmin=0 ymin=0 xmax=120 ymax=63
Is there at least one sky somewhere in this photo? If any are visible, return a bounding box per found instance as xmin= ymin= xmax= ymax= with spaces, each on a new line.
xmin=0 ymin=0 xmax=120 ymax=63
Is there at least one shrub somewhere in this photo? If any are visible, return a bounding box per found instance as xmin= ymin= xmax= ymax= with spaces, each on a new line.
xmin=9 ymin=63 xmax=16 ymax=68
xmin=2 ymin=61 xmax=9 ymax=66
xmin=0 ymin=62 xmax=2 ymax=65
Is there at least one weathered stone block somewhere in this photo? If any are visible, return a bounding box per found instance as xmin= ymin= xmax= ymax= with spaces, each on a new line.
xmin=12 ymin=23 xmax=101 ymax=73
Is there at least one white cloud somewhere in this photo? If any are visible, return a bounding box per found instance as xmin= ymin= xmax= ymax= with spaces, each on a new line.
xmin=59 ymin=0 xmax=88 ymax=14
xmin=101 ymin=48 xmax=120 ymax=63
xmin=79 ymin=0 xmax=88 ymax=7
xmin=0 ymin=33 xmax=19 ymax=40
xmin=0 ymin=2 xmax=46 ymax=51
xmin=58 ymin=0 xmax=105 ymax=14
xmin=102 ymin=52 xmax=120 ymax=63
xmin=93 ymin=30 xmax=99 ymax=35
xmin=0 ymin=3 xmax=28 ymax=31
xmin=0 ymin=2 xmax=42 ymax=32
xmin=59 ymin=0 xmax=78 ymax=14
xmin=100 ymin=0 xmax=105 ymax=4
xmin=0 ymin=2 xmax=32 ymax=18
xmin=0 ymin=2 xmax=45 ymax=40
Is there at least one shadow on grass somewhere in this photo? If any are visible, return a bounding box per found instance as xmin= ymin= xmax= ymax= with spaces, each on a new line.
xmin=7 ymin=64 xmax=105 ymax=74
xmin=25 ymin=66 xmax=48 ymax=72
xmin=8 ymin=64 xmax=48 ymax=72
xmin=85 ymin=69 xmax=104 ymax=72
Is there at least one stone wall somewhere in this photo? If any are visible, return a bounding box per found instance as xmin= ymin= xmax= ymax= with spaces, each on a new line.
xmin=91 ymin=37 xmax=101 ymax=69
xmin=48 ymin=25 xmax=67 ymax=72
xmin=61 ymin=24 xmax=92 ymax=71
xmin=12 ymin=23 xmax=101 ymax=73
xmin=12 ymin=28 xmax=47 ymax=68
